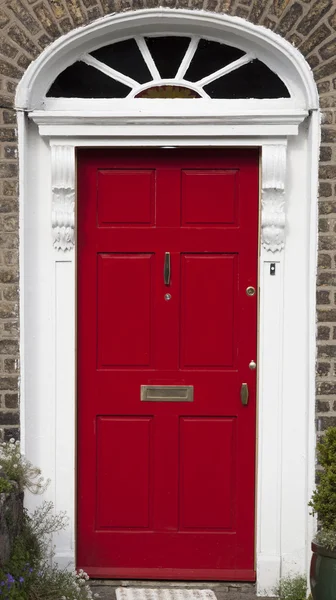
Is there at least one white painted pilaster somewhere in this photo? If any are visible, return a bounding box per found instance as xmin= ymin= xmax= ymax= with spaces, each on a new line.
xmin=257 ymin=143 xmax=287 ymax=595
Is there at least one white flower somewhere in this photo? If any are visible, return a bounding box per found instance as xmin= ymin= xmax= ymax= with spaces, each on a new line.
xmin=9 ymin=438 xmax=15 ymax=444
xmin=13 ymin=464 xmax=18 ymax=468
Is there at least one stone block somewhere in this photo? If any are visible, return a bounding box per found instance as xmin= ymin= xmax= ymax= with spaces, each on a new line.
xmin=317 ymin=289 xmax=331 ymax=303
xmin=7 ymin=25 xmax=40 ymax=58
xmin=299 ymin=24 xmax=331 ymax=56
xmin=0 ymin=411 xmax=19 ymax=424
xmin=320 ymin=36 xmax=336 ymax=61
xmin=34 ymin=3 xmax=61 ymax=38
xmin=8 ymin=0 xmax=41 ymax=34
xmin=315 ymin=58 xmax=336 ymax=80
xmin=319 ymin=182 xmax=333 ymax=197
xmin=275 ymin=2 xmax=303 ymax=37
xmin=317 ymin=361 xmax=331 ymax=376
xmin=319 ymin=165 xmax=336 ymax=179
xmin=297 ymin=0 xmax=333 ymax=36
xmin=318 ymin=254 xmax=332 ymax=269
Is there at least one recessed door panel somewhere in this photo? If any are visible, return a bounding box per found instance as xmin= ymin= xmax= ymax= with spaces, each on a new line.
xmin=179 ymin=417 xmax=236 ymax=531
xmin=97 ymin=169 xmax=155 ymax=225
xmin=180 ymin=254 xmax=236 ymax=368
xmin=96 ymin=416 xmax=152 ymax=529
xmin=97 ymin=253 xmax=154 ymax=367
xmin=181 ymin=170 xmax=237 ymax=225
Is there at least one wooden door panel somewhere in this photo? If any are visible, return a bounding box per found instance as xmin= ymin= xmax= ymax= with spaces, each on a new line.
xmin=181 ymin=169 xmax=238 ymax=225
xmin=94 ymin=372 xmax=239 ymax=413
xmin=77 ymin=149 xmax=259 ymax=581
xmin=179 ymin=417 xmax=236 ymax=531
xmin=96 ymin=416 xmax=152 ymax=529
xmin=97 ymin=253 xmax=154 ymax=368
xmin=97 ymin=169 xmax=155 ymax=226
xmin=95 ymin=228 xmax=242 ymax=253
xmin=180 ymin=254 xmax=236 ymax=368
xmin=86 ymin=530 xmax=238 ymax=574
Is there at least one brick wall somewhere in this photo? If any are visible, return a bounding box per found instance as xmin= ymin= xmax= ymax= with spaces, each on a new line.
xmin=0 ymin=0 xmax=334 ymax=439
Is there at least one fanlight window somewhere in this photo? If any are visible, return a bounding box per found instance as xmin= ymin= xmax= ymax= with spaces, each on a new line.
xmin=47 ymin=36 xmax=290 ymax=100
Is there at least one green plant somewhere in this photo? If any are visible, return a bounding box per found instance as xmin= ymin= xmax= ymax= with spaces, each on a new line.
xmin=314 ymin=528 xmax=336 ymax=551
xmin=309 ymin=427 xmax=336 ymax=550
xmin=0 ymin=502 xmax=98 ymax=599
xmin=0 ymin=480 xmax=14 ymax=494
xmin=0 ymin=440 xmax=97 ymax=600
xmin=275 ymin=574 xmax=307 ymax=600
xmin=0 ymin=439 xmax=49 ymax=495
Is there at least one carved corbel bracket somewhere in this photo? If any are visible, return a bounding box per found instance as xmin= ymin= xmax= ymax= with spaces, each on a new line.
xmin=51 ymin=145 xmax=75 ymax=251
xmin=261 ymin=144 xmax=287 ymax=253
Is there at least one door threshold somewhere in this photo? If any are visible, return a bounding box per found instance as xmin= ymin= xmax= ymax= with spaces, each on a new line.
xmin=89 ymin=580 xmax=256 ymax=590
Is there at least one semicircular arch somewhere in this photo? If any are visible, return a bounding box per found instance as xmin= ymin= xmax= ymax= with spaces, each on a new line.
xmin=15 ymin=8 xmax=318 ymax=111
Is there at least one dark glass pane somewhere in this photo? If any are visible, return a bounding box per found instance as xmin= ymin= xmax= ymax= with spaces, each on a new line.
xmin=135 ymin=85 xmax=201 ymax=98
xmin=145 ymin=36 xmax=191 ymax=79
xmin=185 ymin=39 xmax=245 ymax=82
xmin=47 ymin=61 xmax=131 ymax=98
xmin=203 ymin=59 xmax=290 ymax=98
xmin=91 ymin=39 xmax=152 ymax=84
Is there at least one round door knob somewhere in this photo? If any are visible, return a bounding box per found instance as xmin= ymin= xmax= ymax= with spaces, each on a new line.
xmin=246 ymin=286 xmax=256 ymax=296
xmin=249 ymin=360 xmax=257 ymax=370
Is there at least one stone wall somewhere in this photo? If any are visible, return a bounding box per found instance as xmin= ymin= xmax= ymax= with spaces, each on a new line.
xmin=0 ymin=0 xmax=334 ymax=438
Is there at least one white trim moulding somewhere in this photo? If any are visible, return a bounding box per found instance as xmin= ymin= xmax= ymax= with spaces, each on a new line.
xmin=30 ymin=109 xmax=308 ymax=139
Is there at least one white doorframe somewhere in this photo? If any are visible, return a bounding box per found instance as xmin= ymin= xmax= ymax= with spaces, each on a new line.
xmin=16 ymin=9 xmax=319 ymax=596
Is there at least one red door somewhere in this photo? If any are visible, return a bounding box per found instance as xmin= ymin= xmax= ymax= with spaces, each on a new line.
xmin=77 ymin=149 xmax=259 ymax=581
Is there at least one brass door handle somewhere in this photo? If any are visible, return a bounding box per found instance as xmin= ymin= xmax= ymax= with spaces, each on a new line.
xmin=164 ymin=252 xmax=171 ymax=286
xmin=241 ymin=383 xmax=249 ymax=406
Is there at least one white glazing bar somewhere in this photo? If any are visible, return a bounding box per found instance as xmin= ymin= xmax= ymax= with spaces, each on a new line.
xmin=197 ymin=53 xmax=255 ymax=88
xmin=81 ymin=53 xmax=138 ymax=89
xmin=126 ymin=79 xmax=209 ymax=99
xmin=135 ymin=37 xmax=160 ymax=80
xmin=176 ymin=36 xmax=200 ymax=80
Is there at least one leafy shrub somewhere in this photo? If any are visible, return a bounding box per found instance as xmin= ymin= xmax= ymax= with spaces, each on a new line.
xmin=0 ymin=566 xmax=97 ymax=599
xmin=314 ymin=528 xmax=336 ymax=551
xmin=275 ymin=575 xmax=307 ymax=600
xmin=309 ymin=427 xmax=336 ymax=549
xmin=0 ymin=440 xmax=97 ymax=599
xmin=0 ymin=480 xmax=14 ymax=495
xmin=0 ymin=502 xmax=98 ymax=599
xmin=0 ymin=439 xmax=49 ymax=495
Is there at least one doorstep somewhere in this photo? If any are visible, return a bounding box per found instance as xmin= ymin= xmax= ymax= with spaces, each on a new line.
xmin=89 ymin=580 xmax=272 ymax=600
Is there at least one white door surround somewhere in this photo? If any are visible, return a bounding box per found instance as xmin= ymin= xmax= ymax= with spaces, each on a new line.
xmin=16 ymin=8 xmax=319 ymax=596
